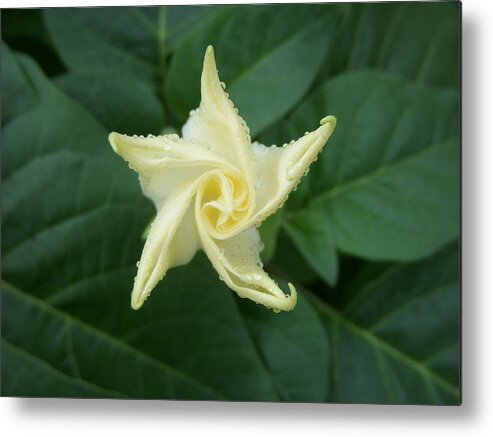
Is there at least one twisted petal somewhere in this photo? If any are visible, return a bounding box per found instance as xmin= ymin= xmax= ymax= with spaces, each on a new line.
xmin=131 ymin=182 xmax=199 ymax=309
xmin=109 ymin=132 xmax=232 ymax=209
xmin=182 ymin=46 xmax=255 ymax=188
xmin=196 ymin=212 xmax=297 ymax=312
xmin=249 ymin=116 xmax=337 ymax=226
xmin=109 ymin=45 xmax=337 ymax=313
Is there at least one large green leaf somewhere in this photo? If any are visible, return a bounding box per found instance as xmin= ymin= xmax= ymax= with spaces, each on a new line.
xmin=237 ymin=291 xmax=329 ymax=402
xmin=285 ymin=72 xmax=459 ymax=262
xmin=321 ymin=1 xmax=460 ymax=88
xmin=1 ymin=44 xmax=38 ymax=124
xmin=44 ymin=7 xmax=163 ymax=84
xmin=166 ymin=4 xmax=342 ymax=136
xmin=284 ymin=211 xmax=338 ymax=286
xmin=54 ymin=70 xmax=165 ymax=134
xmin=43 ymin=6 xmax=226 ymax=88
xmin=1 ymin=49 xmax=328 ymax=401
xmin=1 ymin=280 xmax=221 ymax=399
xmin=309 ymin=243 xmax=460 ymax=404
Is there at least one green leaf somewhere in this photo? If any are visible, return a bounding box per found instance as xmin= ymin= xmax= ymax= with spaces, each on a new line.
xmin=54 ymin=70 xmax=165 ymax=134
xmin=309 ymin=243 xmax=460 ymax=404
xmin=321 ymin=2 xmax=460 ymax=87
xmin=269 ymin=233 xmax=319 ymax=286
xmin=258 ymin=209 xmax=283 ymax=264
xmin=2 ymin=340 xmax=122 ymax=398
xmin=2 ymin=281 xmax=220 ymax=399
xmin=237 ymin=292 xmax=329 ymax=402
xmin=1 ymin=49 xmax=328 ymax=401
xmin=284 ymin=211 xmax=338 ymax=286
xmin=166 ymin=6 xmax=225 ymax=53
xmin=286 ymin=72 xmax=459 ymax=261
xmin=43 ymin=6 xmax=226 ymax=87
xmin=1 ymin=44 xmax=38 ymax=124
xmin=166 ymin=4 xmax=342 ymax=136
xmin=44 ymin=7 xmax=163 ymax=84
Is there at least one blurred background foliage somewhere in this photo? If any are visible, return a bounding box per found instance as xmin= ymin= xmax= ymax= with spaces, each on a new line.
xmin=1 ymin=2 xmax=460 ymax=404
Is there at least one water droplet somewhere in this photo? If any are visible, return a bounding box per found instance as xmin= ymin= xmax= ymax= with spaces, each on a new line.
xmin=220 ymin=81 xmax=226 ymax=89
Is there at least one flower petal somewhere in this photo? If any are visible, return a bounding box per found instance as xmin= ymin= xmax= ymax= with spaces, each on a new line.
xmin=109 ymin=132 xmax=233 ymax=209
xmin=249 ymin=116 xmax=336 ymax=226
xmin=196 ymin=203 xmax=297 ymax=312
xmin=182 ymin=46 xmax=255 ymax=184
xmin=131 ymin=182 xmax=199 ymax=310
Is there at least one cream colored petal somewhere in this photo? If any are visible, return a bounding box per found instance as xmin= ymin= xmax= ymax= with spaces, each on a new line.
xmin=195 ymin=194 xmax=296 ymax=311
xmin=182 ymin=46 xmax=255 ymax=185
xmin=109 ymin=132 xmax=233 ymax=210
xmin=131 ymin=182 xmax=199 ymax=310
xmin=249 ymin=116 xmax=336 ymax=226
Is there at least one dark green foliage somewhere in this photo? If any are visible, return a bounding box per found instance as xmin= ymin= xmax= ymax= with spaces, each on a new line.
xmin=1 ymin=3 xmax=460 ymax=403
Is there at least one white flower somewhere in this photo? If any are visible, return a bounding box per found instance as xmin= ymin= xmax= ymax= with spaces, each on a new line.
xmin=109 ymin=46 xmax=336 ymax=312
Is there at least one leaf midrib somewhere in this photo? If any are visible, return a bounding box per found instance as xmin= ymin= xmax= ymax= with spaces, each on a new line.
xmin=2 ymin=280 xmax=226 ymax=400
xmin=2 ymin=339 xmax=128 ymax=398
xmin=306 ymin=138 xmax=454 ymax=208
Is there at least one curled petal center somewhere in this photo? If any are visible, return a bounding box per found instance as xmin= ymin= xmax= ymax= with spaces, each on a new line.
xmin=198 ymin=170 xmax=253 ymax=238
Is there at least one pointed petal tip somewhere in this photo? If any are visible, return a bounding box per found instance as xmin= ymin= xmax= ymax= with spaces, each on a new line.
xmin=204 ymin=45 xmax=216 ymax=67
xmin=131 ymin=300 xmax=142 ymax=311
xmin=131 ymin=292 xmax=143 ymax=310
xmin=131 ymin=288 xmax=145 ymax=310
xmin=320 ymin=115 xmax=336 ymax=126
xmin=273 ymin=282 xmax=297 ymax=312
xmin=108 ymin=132 xmax=121 ymax=153
xmin=287 ymin=282 xmax=298 ymax=307
xmin=319 ymin=115 xmax=337 ymax=138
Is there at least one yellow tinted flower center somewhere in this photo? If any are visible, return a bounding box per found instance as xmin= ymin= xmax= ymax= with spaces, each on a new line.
xmin=198 ymin=170 xmax=253 ymax=238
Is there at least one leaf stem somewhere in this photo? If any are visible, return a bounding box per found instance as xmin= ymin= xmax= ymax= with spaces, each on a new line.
xmin=157 ymin=6 xmax=167 ymax=82
xmin=156 ymin=6 xmax=177 ymax=128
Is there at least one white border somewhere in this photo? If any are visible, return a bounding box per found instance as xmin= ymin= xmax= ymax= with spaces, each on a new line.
xmin=2 ymin=0 xmax=493 ymax=436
